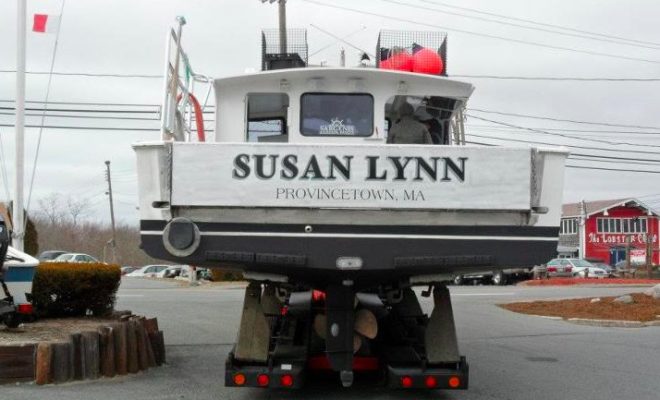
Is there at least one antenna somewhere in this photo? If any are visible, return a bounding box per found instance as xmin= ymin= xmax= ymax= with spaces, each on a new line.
xmin=260 ymin=0 xmax=287 ymax=54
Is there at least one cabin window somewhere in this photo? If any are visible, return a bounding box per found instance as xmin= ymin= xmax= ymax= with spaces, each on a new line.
xmin=385 ymin=95 xmax=456 ymax=145
xmin=300 ymin=93 xmax=374 ymax=137
xmin=246 ymin=93 xmax=289 ymax=142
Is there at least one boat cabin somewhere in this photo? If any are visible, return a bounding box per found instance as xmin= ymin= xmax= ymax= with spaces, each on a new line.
xmin=213 ymin=67 xmax=473 ymax=145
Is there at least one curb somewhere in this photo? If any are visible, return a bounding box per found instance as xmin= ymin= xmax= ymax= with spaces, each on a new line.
xmin=565 ymin=318 xmax=659 ymax=328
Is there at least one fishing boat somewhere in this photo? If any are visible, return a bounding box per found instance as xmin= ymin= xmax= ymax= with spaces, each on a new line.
xmin=134 ymin=22 xmax=568 ymax=389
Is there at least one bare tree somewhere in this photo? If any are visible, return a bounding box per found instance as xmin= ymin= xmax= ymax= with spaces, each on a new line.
xmin=38 ymin=193 xmax=63 ymax=226
xmin=66 ymin=195 xmax=91 ymax=227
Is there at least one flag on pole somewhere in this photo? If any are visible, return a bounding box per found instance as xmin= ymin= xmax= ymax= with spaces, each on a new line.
xmin=32 ymin=14 xmax=60 ymax=34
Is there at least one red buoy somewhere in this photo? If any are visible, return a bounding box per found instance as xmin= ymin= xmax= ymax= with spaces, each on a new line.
xmin=380 ymin=52 xmax=413 ymax=72
xmin=412 ymin=48 xmax=444 ymax=75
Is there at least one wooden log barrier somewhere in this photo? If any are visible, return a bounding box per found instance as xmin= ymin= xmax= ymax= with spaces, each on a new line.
xmin=99 ymin=326 xmax=116 ymax=377
xmin=143 ymin=318 xmax=159 ymax=334
xmin=35 ymin=342 xmax=52 ymax=385
xmin=134 ymin=319 xmax=149 ymax=371
xmin=126 ymin=320 xmax=139 ymax=374
xmin=70 ymin=332 xmax=85 ymax=381
xmin=51 ymin=341 xmax=73 ymax=383
xmin=0 ymin=344 xmax=36 ymax=384
xmin=148 ymin=331 xmax=166 ymax=366
xmin=81 ymin=331 xmax=100 ymax=380
xmin=112 ymin=322 xmax=128 ymax=375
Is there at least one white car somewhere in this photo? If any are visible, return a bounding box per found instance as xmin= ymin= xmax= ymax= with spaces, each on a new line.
xmin=573 ymin=266 xmax=608 ymax=278
xmin=53 ymin=253 xmax=99 ymax=263
xmin=155 ymin=265 xmax=183 ymax=279
xmin=126 ymin=265 xmax=170 ymax=278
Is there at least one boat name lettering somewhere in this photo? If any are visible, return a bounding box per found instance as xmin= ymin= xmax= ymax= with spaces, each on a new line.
xmin=232 ymin=154 xmax=467 ymax=182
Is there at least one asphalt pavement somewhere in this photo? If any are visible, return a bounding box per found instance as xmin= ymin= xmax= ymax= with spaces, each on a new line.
xmin=3 ymin=279 xmax=659 ymax=400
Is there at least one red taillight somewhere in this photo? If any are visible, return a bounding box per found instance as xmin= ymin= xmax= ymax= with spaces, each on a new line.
xmin=565 ymin=267 xmax=572 ymax=272
xmin=257 ymin=374 xmax=270 ymax=387
xmin=280 ymin=306 xmax=288 ymax=317
xmin=401 ymin=376 xmax=414 ymax=388
xmin=17 ymin=304 xmax=33 ymax=314
xmin=312 ymin=290 xmax=326 ymax=302
xmin=280 ymin=374 xmax=294 ymax=387
xmin=547 ymin=266 xmax=557 ymax=272
xmin=425 ymin=376 xmax=438 ymax=388
xmin=448 ymin=376 xmax=461 ymax=388
xmin=233 ymin=373 xmax=246 ymax=386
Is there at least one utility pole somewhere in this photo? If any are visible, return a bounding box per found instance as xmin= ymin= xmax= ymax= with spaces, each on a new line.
xmin=578 ymin=200 xmax=586 ymax=259
xmin=104 ymin=161 xmax=117 ymax=264
xmin=646 ymin=234 xmax=653 ymax=279
xmin=278 ymin=0 xmax=287 ymax=54
xmin=12 ymin=0 xmax=27 ymax=251
xmin=260 ymin=0 xmax=287 ymax=53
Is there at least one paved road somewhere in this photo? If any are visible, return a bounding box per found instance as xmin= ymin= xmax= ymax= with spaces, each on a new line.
xmin=3 ymin=279 xmax=659 ymax=400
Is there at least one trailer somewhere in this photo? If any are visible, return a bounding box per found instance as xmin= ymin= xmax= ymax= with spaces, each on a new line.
xmin=134 ymin=21 xmax=567 ymax=389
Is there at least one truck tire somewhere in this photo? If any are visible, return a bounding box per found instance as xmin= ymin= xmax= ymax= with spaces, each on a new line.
xmin=492 ymin=271 xmax=507 ymax=286
xmin=453 ymin=275 xmax=464 ymax=286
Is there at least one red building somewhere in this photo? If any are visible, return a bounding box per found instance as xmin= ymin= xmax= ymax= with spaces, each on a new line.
xmin=559 ymin=198 xmax=659 ymax=265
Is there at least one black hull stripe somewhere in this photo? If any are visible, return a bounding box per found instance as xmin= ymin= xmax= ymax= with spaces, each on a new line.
xmin=140 ymin=220 xmax=558 ymax=238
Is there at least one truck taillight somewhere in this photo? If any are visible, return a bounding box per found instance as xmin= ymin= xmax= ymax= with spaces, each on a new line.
xmin=448 ymin=376 xmax=461 ymax=388
xmin=257 ymin=374 xmax=270 ymax=387
xmin=401 ymin=376 xmax=413 ymax=388
xmin=17 ymin=304 xmax=33 ymax=314
xmin=280 ymin=374 xmax=294 ymax=387
xmin=425 ymin=376 xmax=438 ymax=388
xmin=233 ymin=373 xmax=246 ymax=386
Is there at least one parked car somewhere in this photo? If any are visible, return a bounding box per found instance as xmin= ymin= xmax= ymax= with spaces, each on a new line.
xmin=120 ymin=266 xmax=137 ymax=275
xmin=53 ymin=253 xmax=99 ymax=263
xmin=544 ymin=258 xmax=575 ymax=277
xmin=156 ymin=265 xmax=183 ymax=279
xmin=126 ymin=264 xmax=170 ymax=278
xmin=573 ymin=266 xmax=608 ymax=278
xmin=452 ymin=267 xmax=533 ymax=286
xmin=589 ymin=262 xmax=616 ymax=277
xmin=37 ymin=250 xmax=68 ymax=261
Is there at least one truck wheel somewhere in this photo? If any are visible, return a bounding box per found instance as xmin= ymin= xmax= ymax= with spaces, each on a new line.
xmin=2 ymin=312 xmax=20 ymax=329
xmin=453 ymin=275 xmax=464 ymax=286
xmin=492 ymin=271 xmax=507 ymax=286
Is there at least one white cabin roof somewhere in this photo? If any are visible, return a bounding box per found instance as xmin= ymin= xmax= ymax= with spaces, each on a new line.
xmin=214 ymin=67 xmax=474 ymax=98
xmin=212 ymin=67 xmax=474 ymax=144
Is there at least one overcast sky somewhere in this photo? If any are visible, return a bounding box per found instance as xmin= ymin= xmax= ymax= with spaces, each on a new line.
xmin=1 ymin=0 xmax=660 ymax=225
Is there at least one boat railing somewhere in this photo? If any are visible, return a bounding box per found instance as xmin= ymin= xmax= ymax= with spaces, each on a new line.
xmin=161 ymin=17 xmax=213 ymax=143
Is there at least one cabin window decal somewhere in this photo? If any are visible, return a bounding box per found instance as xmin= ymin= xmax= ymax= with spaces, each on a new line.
xmin=300 ymin=93 xmax=374 ymax=137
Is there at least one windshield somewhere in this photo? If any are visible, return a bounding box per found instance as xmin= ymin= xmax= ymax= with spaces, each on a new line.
xmin=300 ymin=93 xmax=374 ymax=136
xmin=572 ymin=259 xmax=594 ymax=267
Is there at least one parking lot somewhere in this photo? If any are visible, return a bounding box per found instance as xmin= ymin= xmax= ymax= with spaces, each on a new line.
xmin=3 ymin=279 xmax=659 ymax=400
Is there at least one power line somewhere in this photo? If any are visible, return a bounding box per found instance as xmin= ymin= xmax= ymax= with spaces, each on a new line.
xmin=300 ymin=0 xmax=660 ymax=65
xmin=466 ymin=124 xmax=660 ymax=135
xmin=452 ymin=75 xmax=660 ymax=82
xmin=0 ymin=123 xmax=159 ymax=132
xmin=0 ymin=111 xmax=160 ymax=121
xmin=566 ymin=165 xmax=660 ymax=174
xmin=466 ymin=133 xmax=660 ymax=162
xmin=467 ymin=140 xmax=660 ymax=174
xmin=416 ymin=0 xmax=660 ymax=48
xmin=0 ymin=70 xmax=161 ymax=79
xmin=382 ymin=0 xmax=660 ymax=51
xmin=466 ymin=115 xmax=660 ymax=148
xmin=468 ymin=108 xmax=660 ymax=130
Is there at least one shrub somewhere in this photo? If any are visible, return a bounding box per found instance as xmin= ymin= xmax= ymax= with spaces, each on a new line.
xmin=210 ymin=268 xmax=242 ymax=282
xmin=31 ymin=262 xmax=121 ymax=317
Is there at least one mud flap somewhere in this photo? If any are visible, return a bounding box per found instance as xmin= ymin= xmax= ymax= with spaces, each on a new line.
xmin=324 ymin=284 xmax=355 ymax=387
xmin=234 ymin=282 xmax=270 ymax=362
xmin=425 ymin=285 xmax=460 ymax=363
